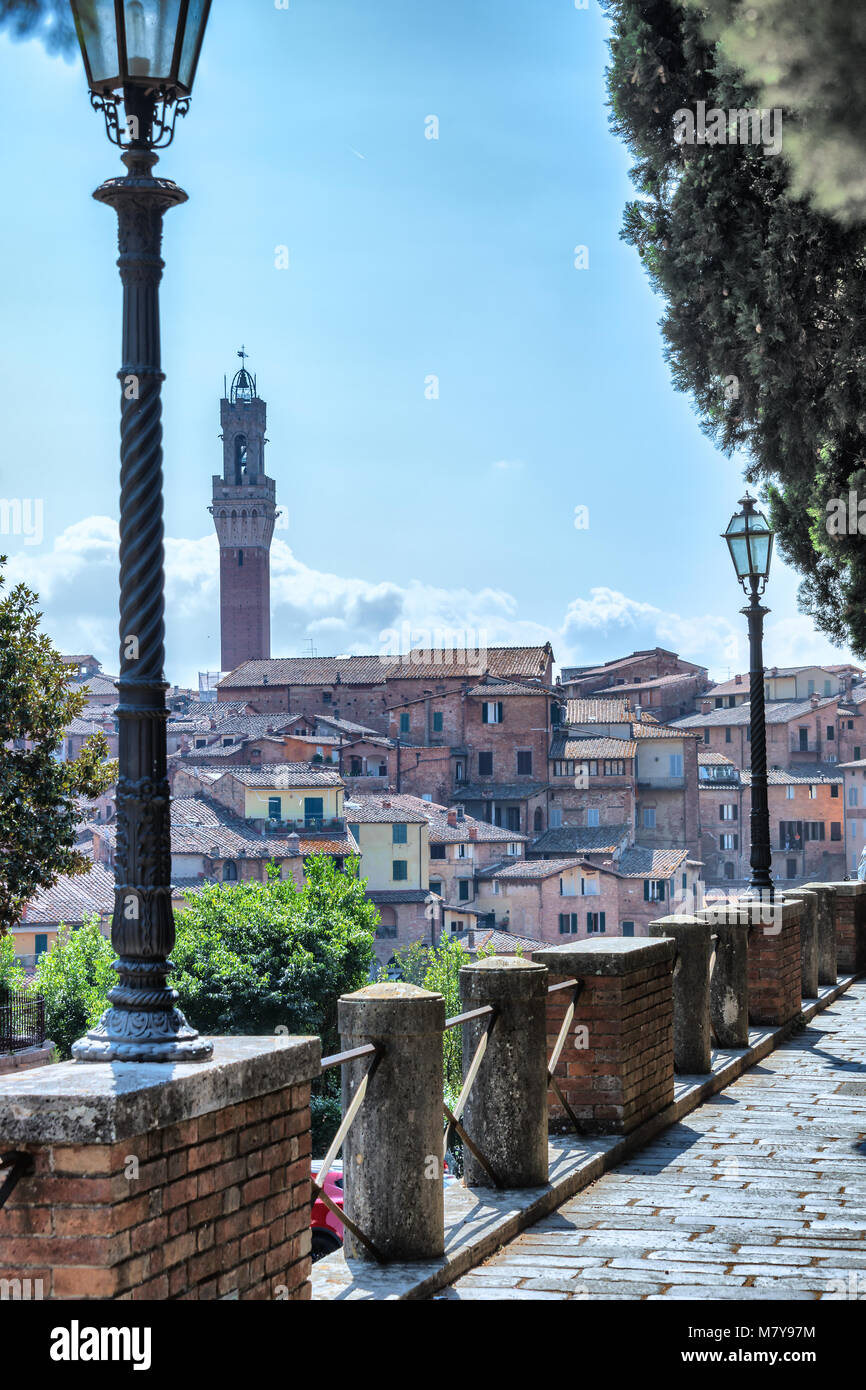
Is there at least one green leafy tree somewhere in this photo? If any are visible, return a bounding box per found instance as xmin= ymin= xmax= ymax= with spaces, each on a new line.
xmin=172 ymin=856 xmax=378 ymax=1154
xmin=602 ymin=0 xmax=866 ymax=656
xmin=171 ymin=857 xmax=376 ymax=1047
xmin=0 ymin=560 xmax=116 ymax=934
xmin=0 ymin=932 xmax=25 ymax=996
xmin=29 ymin=916 xmax=116 ymax=1059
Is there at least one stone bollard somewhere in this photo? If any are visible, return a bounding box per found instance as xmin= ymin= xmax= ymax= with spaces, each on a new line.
xmin=740 ymin=893 xmax=803 ymax=1027
xmin=695 ymin=902 xmax=750 ymax=1049
xmin=648 ymin=916 xmax=712 ymax=1073
xmin=801 ymin=883 xmax=838 ymax=984
xmin=805 ymin=881 xmax=866 ymax=976
xmin=338 ymin=982 xmax=445 ymax=1261
xmin=459 ymin=956 xmax=549 ymax=1189
xmin=783 ymin=889 xmax=820 ymax=998
xmin=533 ymin=938 xmax=676 ymax=1136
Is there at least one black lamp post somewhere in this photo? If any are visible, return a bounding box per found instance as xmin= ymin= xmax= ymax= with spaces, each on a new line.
xmin=70 ymin=1 xmax=213 ymax=1061
xmin=722 ymin=493 xmax=775 ymax=901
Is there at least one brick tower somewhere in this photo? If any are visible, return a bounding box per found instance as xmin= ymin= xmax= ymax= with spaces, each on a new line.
xmin=210 ymin=351 xmax=277 ymax=673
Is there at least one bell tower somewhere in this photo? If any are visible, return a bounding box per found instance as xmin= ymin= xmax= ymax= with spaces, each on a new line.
xmin=210 ymin=350 xmax=276 ymax=672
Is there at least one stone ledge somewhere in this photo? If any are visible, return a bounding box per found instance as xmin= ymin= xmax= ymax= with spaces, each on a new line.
xmin=311 ymin=974 xmax=858 ymax=1301
xmin=533 ymin=937 xmax=676 ymax=977
xmin=0 ymin=1041 xmax=56 ymax=1077
xmin=0 ymin=1035 xmax=320 ymax=1146
xmin=806 ymin=880 xmax=866 ymax=897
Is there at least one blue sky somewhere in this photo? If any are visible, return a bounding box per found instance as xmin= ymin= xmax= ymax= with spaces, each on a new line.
xmin=0 ymin=0 xmax=851 ymax=687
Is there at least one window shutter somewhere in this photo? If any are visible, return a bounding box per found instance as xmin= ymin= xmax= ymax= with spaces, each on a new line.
xmin=643 ymin=880 xmax=649 ymax=901
xmin=660 ymin=881 xmax=665 ymax=900
xmin=734 ymin=835 xmax=739 ymax=850
xmin=482 ymin=704 xmax=489 ymax=724
xmin=497 ymin=702 xmax=503 ymax=724
xmin=600 ymin=912 xmax=606 ymax=932
xmin=719 ymin=804 xmax=725 ymax=821
xmin=571 ymin=914 xmax=579 ymax=933
xmin=733 ymin=805 xmax=738 ymax=820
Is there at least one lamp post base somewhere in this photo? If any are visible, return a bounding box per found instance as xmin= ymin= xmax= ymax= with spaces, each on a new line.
xmin=72 ymin=1007 xmax=213 ymax=1064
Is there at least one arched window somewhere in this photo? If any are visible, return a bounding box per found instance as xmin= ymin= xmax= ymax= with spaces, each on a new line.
xmin=234 ymin=435 xmax=247 ymax=482
xmin=533 ymin=808 xmax=543 ymax=833
xmin=223 ymin=861 xmax=238 ymax=882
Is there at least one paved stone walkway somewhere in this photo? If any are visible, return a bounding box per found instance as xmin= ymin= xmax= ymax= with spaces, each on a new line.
xmin=443 ymin=982 xmax=866 ymax=1300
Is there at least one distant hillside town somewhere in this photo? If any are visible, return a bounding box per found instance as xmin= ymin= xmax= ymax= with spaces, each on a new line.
xmin=10 ymin=641 xmax=866 ymax=973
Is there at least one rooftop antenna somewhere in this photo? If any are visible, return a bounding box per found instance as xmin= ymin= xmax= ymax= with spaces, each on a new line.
xmin=306 ymin=638 xmax=317 ymax=658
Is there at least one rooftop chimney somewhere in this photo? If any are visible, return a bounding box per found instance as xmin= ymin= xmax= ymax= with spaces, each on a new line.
xmin=286 ymin=832 xmax=301 ymax=857
xmin=447 ymin=808 xmax=458 ymax=827
xmin=734 ymin=674 xmax=742 ymax=685
xmin=468 ymin=825 xmax=478 ymax=840
xmin=810 ymin=693 xmax=820 ymax=708
xmin=701 ymin=700 xmax=712 ymax=715
xmin=467 ymin=926 xmax=476 ymax=951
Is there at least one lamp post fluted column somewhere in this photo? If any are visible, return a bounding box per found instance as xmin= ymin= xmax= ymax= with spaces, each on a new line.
xmin=73 ymin=100 xmax=211 ymax=1062
xmin=743 ymin=577 xmax=774 ymax=900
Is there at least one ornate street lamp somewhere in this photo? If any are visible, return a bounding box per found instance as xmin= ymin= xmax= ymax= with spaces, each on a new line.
xmin=722 ymin=493 xmax=775 ymax=901
xmin=70 ymin=1 xmax=213 ymax=1061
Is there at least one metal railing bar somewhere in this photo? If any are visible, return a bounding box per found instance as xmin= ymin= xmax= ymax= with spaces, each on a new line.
xmin=315 ymin=1047 xmax=382 ymax=1181
xmin=442 ymin=1103 xmax=502 ymax=1189
xmin=312 ymin=1180 xmax=386 ymax=1264
xmin=0 ymin=1152 xmax=34 ymax=1213
xmin=548 ymin=1074 xmax=584 ymax=1135
xmin=547 ymin=981 xmax=582 ymax=1079
xmin=444 ymin=1004 xmax=494 ymax=1030
xmin=442 ymin=1005 xmax=499 ymax=1163
xmin=320 ymin=1043 xmax=378 ymax=1070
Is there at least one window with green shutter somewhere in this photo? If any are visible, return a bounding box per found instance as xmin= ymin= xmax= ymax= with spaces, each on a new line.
xmin=392 ymin=860 xmax=408 ymax=881
xmin=399 ymin=712 xmax=410 ymax=733
xmin=432 ymin=712 xmax=444 ymax=732
xmin=392 ymin=822 xmax=408 ymax=844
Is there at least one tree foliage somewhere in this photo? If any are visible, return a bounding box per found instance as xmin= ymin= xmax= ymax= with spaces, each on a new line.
xmin=602 ymin=0 xmax=866 ymax=655
xmin=692 ymin=0 xmax=866 ymax=225
xmin=0 ymin=932 xmax=25 ymax=995
xmin=171 ymin=857 xmax=377 ymax=1052
xmin=0 ymin=0 xmax=76 ymax=53
xmin=0 ymin=560 xmax=116 ymax=934
xmin=29 ymin=916 xmax=116 ymax=1059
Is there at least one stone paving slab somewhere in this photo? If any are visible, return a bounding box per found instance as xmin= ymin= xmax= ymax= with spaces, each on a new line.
xmin=445 ymin=981 xmax=866 ymax=1301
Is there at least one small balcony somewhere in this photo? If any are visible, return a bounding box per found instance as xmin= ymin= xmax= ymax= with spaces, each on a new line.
xmin=637 ymin=775 xmax=685 ymax=789
xmin=790 ymin=739 xmax=820 ymax=755
xmin=251 ymin=816 xmax=346 ymax=837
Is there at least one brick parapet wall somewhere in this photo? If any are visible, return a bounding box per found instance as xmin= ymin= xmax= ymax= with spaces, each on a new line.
xmin=746 ymin=896 xmax=802 ymax=1026
xmin=535 ymin=939 xmax=675 ymax=1135
xmin=816 ymin=882 xmax=866 ymax=975
xmin=0 ymin=1036 xmax=319 ymax=1301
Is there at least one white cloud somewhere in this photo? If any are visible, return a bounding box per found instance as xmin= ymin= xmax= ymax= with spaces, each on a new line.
xmin=491 ymin=459 xmax=524 ymax=472
xmin=2 ymin=521 xmax=853 ymax=690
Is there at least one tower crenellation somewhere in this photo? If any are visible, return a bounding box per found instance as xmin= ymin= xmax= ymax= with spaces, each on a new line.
xmin=209 ymin=351 xmax=276 ymax=673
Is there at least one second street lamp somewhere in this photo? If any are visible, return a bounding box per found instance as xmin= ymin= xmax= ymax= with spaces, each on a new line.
xmin=69 ymin=0 xmax=213 ymax=1062
xmin=722 ymin=492 xmax=775 ymax=902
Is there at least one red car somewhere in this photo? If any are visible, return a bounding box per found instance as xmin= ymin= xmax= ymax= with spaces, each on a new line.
xmin=310 ymin=1160 xmax=344 ymax=1262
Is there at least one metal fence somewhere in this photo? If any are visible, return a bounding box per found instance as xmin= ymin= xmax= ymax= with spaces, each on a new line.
xmin=0 ymin=991 xmax=46 ymax=1055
